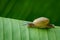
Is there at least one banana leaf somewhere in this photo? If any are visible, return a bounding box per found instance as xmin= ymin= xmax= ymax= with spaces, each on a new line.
xmin=0 ymin=17 xmax=60 ymax=40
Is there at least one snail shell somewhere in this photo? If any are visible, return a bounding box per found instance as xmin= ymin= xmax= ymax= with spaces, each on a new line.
xmin=32 ymin=17 xmax=50 ymax=28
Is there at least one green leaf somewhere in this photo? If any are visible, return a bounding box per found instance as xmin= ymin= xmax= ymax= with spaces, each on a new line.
xmin=0 ymin=0 xmax=60 ymax=25
xmin=0 ymin=17 xmax=60 ymax=40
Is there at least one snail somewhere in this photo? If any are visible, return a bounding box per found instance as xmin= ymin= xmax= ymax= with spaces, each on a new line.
xmin=28 ymin=17 xmax=54 ymax=28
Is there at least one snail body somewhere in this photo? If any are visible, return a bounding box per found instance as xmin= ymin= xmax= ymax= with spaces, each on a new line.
xmin=28 ymin=17 xmax=54 ymax=28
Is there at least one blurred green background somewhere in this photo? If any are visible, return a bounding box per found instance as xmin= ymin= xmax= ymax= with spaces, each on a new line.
xmin=0 ymin=0 xmax=60 ymax=25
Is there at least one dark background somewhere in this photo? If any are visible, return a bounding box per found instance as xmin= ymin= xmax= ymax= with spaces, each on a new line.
xmin=0 ymin=0 xmax=60 ymax=26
